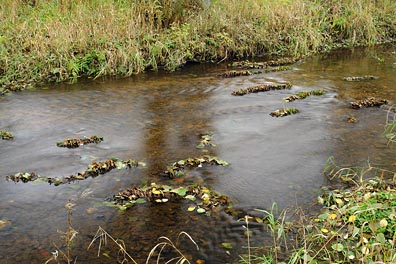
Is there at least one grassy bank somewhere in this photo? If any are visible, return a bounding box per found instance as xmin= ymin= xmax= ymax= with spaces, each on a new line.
xmin=1 ymin=0 xmax=396 ymax=93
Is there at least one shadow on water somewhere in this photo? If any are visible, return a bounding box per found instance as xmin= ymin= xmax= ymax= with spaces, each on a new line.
xmin=0 ymin=43 xmax=396 ymax=263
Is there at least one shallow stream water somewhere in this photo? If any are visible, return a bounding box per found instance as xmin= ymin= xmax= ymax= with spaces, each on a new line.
xmin=1 ymin=44 xmax=396 ymax=263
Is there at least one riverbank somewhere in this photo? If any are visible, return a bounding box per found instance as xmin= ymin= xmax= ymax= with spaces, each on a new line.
xmin=1 ymin=0 xmax=396 ymax=94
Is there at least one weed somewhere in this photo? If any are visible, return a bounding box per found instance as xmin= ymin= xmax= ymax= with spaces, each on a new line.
xmin=45 ymin=202 xmax=78 ymax=264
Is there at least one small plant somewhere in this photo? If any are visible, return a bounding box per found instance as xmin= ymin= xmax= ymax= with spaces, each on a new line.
xmin=385 ymin=106 xmax=396 ymax=144
xmin=45 ymin=202 xmax=78 ymax=264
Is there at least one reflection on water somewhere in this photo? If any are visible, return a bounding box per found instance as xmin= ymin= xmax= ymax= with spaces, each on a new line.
xmin=1 ymin=44 xmax=396 ymax=263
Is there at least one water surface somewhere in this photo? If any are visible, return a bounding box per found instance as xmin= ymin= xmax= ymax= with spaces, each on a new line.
xmin=1 ymin=44 xmax=396 ymax=263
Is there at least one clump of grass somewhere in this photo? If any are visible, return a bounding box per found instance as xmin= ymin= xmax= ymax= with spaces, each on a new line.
xmin=88 ymin=227 xmax=199 ymax=264
xmin=2 ymin=0 xmax=396 ymax=92
xmin=301 ymin=163 xmax=396 ymax=263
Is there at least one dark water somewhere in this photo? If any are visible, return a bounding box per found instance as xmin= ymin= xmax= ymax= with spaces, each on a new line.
xmin=1 ymin=44 xmax=396 ymax=263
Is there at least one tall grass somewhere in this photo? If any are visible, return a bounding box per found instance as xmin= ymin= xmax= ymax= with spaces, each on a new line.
xmin=1 ymin=0 xmax=396 ymax=92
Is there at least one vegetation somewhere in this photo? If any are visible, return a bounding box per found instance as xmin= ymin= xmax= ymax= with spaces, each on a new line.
xmin=2 ymin=0 xmax=396 ymax=93
xmin=56 ymin=135 xmax=103 ymax=148
xmin=270 ymin=107 xmax=299 ymax=117
xmin=0 ymin=130 xmax=14 ymax=140
xmin=284 ymin=89 xmax=326 ymax=102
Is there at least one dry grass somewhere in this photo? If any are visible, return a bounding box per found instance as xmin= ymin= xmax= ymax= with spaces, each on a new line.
xmin=1 ymin=0 xmax=396 ymax=92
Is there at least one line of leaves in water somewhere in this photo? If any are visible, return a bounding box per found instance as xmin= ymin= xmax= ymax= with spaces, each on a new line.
xmin=284 ymin=89 xmax=326 ymax=102
xmin=270 ymin=107 xmax=299 ymax=117
xmin=350 ymin=97 xmax=388 ymax=109
xmin=229 ymin=57 xmax=300 ymax=69
xmin=231 ymin=82 xmax=292 ymax=96
xmin=56 ymin=135 xmax=103 ymax=148
xmin=164 ymin=155 xmax=229 ymax=178
xmin=0 ymin=130 xmax=14 ymax=140
xmin=218 ymin=70 xmax=252 ymax=78
xmin=6 ymin=158 xmax=144 ymax=186
xmin=342 ymin=75 xmax=378 ymax=81
xmin=113 ymin=182 xmax=230 ymax=215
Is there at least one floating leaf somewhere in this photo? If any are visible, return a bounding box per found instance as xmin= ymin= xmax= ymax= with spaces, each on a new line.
xmin=187 ymin=206 xmax=196 ymax=212
xmin=115 ymin=161 xmax=126 ymax=169
xmin=185 ymin=195 xmax=196 ymax=201
xmin=134 ymin=198 xmax=147 ymax=204
xmin=197 ymin=208 xmax=206 ymax=214
xmin=221 ymin=242 xmax=233 ymax=249
xmin=171 ymin=187 xmax=187 ymax=197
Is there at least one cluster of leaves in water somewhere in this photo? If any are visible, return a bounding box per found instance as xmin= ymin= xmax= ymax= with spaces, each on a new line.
xmin=6 ymin=172 xmax=39 ymax=183
xmin=283 ymin=89 xmax=326 ymax=102
xmin=114 ymin=183 xmax=230 ymax=215
xmin=218 ymin=70 xmax=252 ymax=78
xmin=270 ymin=107 xmax=299 ymax=118
xmin=196 ymin=133 xmax=216 ymax=149
xmin=350 ymin=97 xmax=388 ymax=109
xmin=0 ymin=130 xmax=14 ymax=140
xmin=231 ymin=82 xmax=292 ymax=96
xmin=56 ymin=135 xmax=103 ymax=148
xmin=229 ymin=57 xmax=300 ymax=69
xmin=164 ymin=155 xmax=229 ymax=178
xmin=6 ymin=158 xmax=143 ymax=186
xmin=343 ymin=75 xmax=378 ymax=81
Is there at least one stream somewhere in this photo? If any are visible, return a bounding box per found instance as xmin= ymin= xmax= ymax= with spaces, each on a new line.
xmin=1 ymin=44 xmax=396 ymax=263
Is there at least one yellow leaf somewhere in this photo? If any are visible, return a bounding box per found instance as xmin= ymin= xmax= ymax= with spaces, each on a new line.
xmin=348 ymin=215 xmax=356 ymax=223
xmin=321 ymin=228 xmax=329 ymax=233
xmin=314 ymin=218 xmax=321 ymax=222
xmin=152 ymin=190 xmax=162 ymax=195
xmin=335 ymin=198 xmax=344 ymax=206
xmin=187 ymin=206 xmax=196 ymax=212
xmin=328 ymin=213 xmax=337 ymax=220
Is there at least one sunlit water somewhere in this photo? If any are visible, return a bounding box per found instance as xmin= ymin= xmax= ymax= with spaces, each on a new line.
xmin=1 ymin=44 xmax=396 ymax=263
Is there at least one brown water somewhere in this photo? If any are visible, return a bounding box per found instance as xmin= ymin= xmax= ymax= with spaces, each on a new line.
xmin=1 ymin=44 xmax=396 ymax=263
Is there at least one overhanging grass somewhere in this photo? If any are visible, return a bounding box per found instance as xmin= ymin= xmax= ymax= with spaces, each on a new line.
xmin=1 ymin=0 xmax=396 ymax=93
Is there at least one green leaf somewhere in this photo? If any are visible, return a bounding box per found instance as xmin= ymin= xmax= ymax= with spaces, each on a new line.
xmin=376 ymin=233 xmax=386 ymax=244
xmin=197 ymin=208 xmax=206 ymax=214
xmin=117 ymin=205 xmax=127 ymax=211
xmin=331 ymin=243 xmax=344 ymax=252
xmin=221 ymin=242 xmax=233 ymax=249
xmin=115 ymin=161 xmax=126 ymax=169
xmin=134 ymin=198 xmax=147 ymax=204
xmin=171 ymin=187 xmax=187 ymax=197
